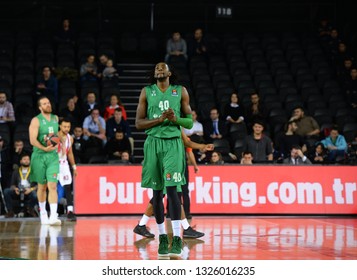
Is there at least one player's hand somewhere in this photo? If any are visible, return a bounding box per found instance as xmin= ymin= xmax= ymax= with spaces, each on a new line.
xmin=201 ymin=144 xmax=214 ymax=152
xmin=165 ymin=108 xmax=177 ymax=122
xmin=43 ymin=144 xmax=58 ymax=152
xmin=194 ymin=166 xmax=199 ymax=173
xmin=73 ymin=170 xmax=78 ymax=177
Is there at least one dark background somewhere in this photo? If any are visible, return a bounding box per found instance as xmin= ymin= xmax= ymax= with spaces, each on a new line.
xmin=0 ymin=0 xmax=355 ymax=35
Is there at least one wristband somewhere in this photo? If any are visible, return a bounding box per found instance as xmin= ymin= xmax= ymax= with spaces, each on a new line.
xmin=72 ymin=164 xmax=77 ymax=170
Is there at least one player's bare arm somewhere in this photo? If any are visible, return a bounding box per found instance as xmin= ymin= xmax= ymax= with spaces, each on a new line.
xmin=135 ymin=88 xmax=167 ymax=130
xmin=67 ymin=136 xmax=77 ymax=177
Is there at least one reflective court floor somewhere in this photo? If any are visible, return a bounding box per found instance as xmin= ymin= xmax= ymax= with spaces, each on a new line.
xmin=0 ymin=215 xmax=356 ymax=260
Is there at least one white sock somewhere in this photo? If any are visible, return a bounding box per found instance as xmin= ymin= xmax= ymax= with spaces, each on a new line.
xmin=39 ymin=202 xmax=47 ymax=214
xmin=139 ymin=215 xmax=150 ymax=226
xmin=181 ymin=218 xmax=190 ymax=230
xmin=157 ymin=222 xmax=166 ymax=235
xmin=49 ymin=203 xmax=58 ymax=219
xmin=67 ymin=205 xmax=73 ymax=212
xmin=171 ymin=220 xmax=181 ymax=237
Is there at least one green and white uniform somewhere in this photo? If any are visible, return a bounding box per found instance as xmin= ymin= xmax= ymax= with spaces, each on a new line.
xmin=141 ymin=84 xmax=186 ymax=191
xmin=30 ymin=114 xmax=59 ymax=184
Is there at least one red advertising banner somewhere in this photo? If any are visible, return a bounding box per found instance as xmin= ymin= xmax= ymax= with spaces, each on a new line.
xmin=74 ymin=165 xmax=357 ymax=215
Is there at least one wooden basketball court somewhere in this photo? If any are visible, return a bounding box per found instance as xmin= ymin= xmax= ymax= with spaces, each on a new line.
xmin=0 ymin=215 xmax=356 ymax=260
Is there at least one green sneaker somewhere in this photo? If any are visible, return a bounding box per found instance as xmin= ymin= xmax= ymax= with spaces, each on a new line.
xmin=158 ymin=234 xmax=169 ymax=256
xmin=169 ymin=236 xmax=183 ymax=257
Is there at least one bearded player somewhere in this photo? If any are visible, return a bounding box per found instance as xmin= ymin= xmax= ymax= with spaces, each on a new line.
xmin=29 ymin=96 xmax=61 ymax=226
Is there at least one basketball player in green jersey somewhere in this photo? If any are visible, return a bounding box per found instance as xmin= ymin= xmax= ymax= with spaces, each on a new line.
xmin=29 ymin=96 xmax=61 ymax=226
xmin=136 ymin=62 xmax=193 ymax=257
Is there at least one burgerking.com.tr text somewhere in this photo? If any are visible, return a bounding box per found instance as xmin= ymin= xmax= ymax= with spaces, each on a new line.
xmin=99 ymin=176 xmax=357 ymax=206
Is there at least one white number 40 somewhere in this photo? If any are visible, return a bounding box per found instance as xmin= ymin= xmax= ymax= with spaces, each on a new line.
xmin=158 ymin=100 xmax=170 ymax=111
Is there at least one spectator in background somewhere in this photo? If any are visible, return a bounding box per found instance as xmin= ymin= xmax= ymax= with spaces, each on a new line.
xmin=0 ymin=92 xmax=15 ymax=124
xmin=276 ymin=120 xmax=306 ymax=159
xmin=223 ymin=92 xmax=245 ymax=127
xmin=72 ymin=126 xmax=87 ymax=163
xmin=320 ymin=126 xmax=348 ymax=163
xmin=11 ymin=139 xmax=31 ymax=170
xmin=0 ymin=135 xmax=12 ymax=190
xmin=102 ymin=59 xmax=119 ymax=81
xmin=188 ymin=28 xmax=208 ymax=60
xmin=106 ymin=108 xmax=131 ymax=140
xmin=243 ymin=121 xmax=273 ymax=163
xmin=165 ymin=31 xmax=187 ymax=64
xmin=59 ymin=97 xmax=82 ymax=129
xmin=183 ymin=109 xmax=204 ymax=143
xmin=4 ymin=154 xmax=38 ymax=218
xmin=344 ymin=67 xmax=357 ymax=117
xmin=309 ymin=142 xmax=328 ymax=164
xmin=317 ymin=18 xmax=333 ymax=41
xmin=81 ymin=92 xmax=100 ymax=119
xmin=245 ymin=91 xmax=267 ymax=130
xmin=36 ymin=66 xmax=59 ymax=104
xmin=289 ymin=106 xmax=320 ymax=149
xmin=337 ymin=57 xmax=354 ymax=86
xmin=240 ymin=151 xmax=254 ymax=165
xmin=80 ymin=54 xmax=98 ymax=83
xmin=82 ymin=108 xmax=107 ymax=148
xmin=203 ymin=108 xmax=227 ymax=143
xmin=118 ymin=150 xmax=132 ymax=164
xmin=103 ymin=95 xmax=127 ymax=121
xmin=209 ymin=151 xmax=224 ymax=165
xmin=283 ymin=145 xmax=312 ymax=165
xmin=105 ymin=130 xmax=132 ymax=161
xmin=97 ymin=54 xmax=110 ymax=78
xmin=53 ymin=18 xmax=76 ymax=46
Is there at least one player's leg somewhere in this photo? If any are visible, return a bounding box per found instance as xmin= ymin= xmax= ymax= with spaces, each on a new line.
xmin=31 ymin=153 xmax=49 ymax=224
xmin=46 ymin=153 xmax=61 ymax=226
xmin=133 ymin=198 xmax=155 ymax=238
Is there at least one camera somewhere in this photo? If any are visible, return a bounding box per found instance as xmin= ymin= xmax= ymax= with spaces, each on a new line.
xmin=18 ymin=185 xmax=25 ymax=207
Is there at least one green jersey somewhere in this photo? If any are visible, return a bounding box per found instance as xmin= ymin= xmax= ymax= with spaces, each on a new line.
xmin=34 ymin=113 xmax=58 ymax=154
xmin=145 ymin=84 xmax=182 ymax=138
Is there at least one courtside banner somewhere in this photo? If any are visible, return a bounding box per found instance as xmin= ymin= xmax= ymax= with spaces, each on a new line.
xmin=74 ymin=165 xmax=357 ymax=214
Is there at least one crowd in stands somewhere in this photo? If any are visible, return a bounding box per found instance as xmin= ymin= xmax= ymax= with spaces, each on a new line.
xmin=1 ymin=19 xmax=357 ymax=196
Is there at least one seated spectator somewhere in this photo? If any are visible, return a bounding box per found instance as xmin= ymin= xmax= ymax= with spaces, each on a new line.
xmin=209 ymin=151 xmax=224 ymax=165
xmin=106 ymin=108 xmax=131 ymax=139
xmin=187 ymin=28 xmax=208 ymax=60
xmin=183 ymin=109 xmax=204 ymax=143
xmin=337 ymin=57 xmax=354 ymax=86
xmin=81 ymin=92 xmax=100 ymax=119
xmin=320 ymin=126 xmax=348 ymax=162
xmin=309 ymin=142 xmax=328 ymax=164
xmin=36 ymin=66 xmax=59 ymax=103
xmin=203 ymin=108 xmax=227 ymax=143
xmin=105 ymin=130 xmax=132 ymax=161
xmin=165 ymin=31 xmax=187 ymax=64
xmin=246 ymin=91 xmax=267 ymax=130
xmin=243 ymin=121 xmax=273 ymax=163
xmin=289 ymin=106 xmax=320 ymax=149
xmin=0 ymin=135 xmax=12 ymax=189
xmin=120 ymin=151 xmax=132 ymax=164
xmin=83 ymin=108 xmax=107 ymax=148
xmin=240 ymin=151 xmax=253 ymax=165
xmin=283 ymin=145 xmax=312 ymax=165
xmin=344 ymin=67 xmax=357 ymax=117
xmin=103 ymin=95 xmax=127 ymax=121
xmin=223 ymin=92 xmax=245 ymax=126
xmin=317 ymin=18 xmax=332 ymax=41
xmin=4 ymin=154 xmax=38 ymax=218
xmin=0 ymin=91 xmax=15 ymax=124
xmin=80 ymin=54 xmax=98 ymax=83
xmin=59 ymin=97 xmax=82 ymax=129
xmin=97 ymin=54 xmax=110 ymax=79
xmin=53 ymin=18 xmax=76 ymax=46
xmin=102 ymin=59 xmax=119 ymax=81
xmin=11 ymin=139 xmax=32 ymax=170
xmin=277 ymin=120 xmax=307 ymax=159
xmin=72 ymin=126 xmax=87 ymax=163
